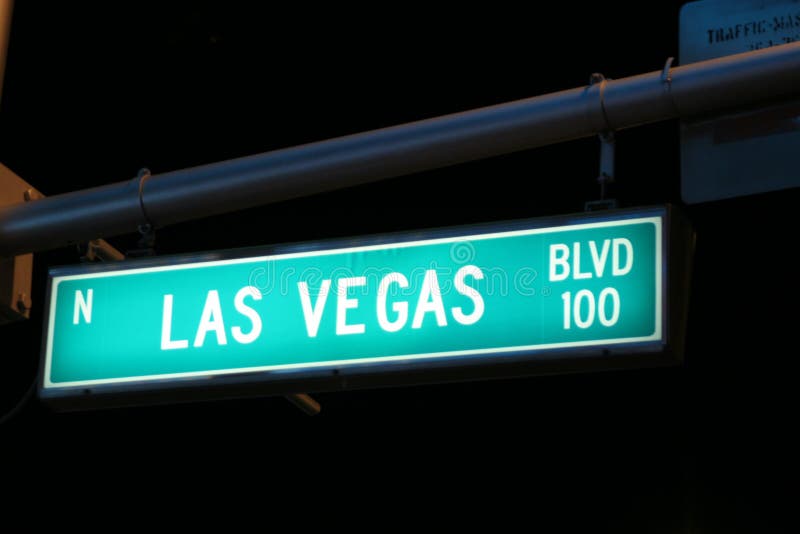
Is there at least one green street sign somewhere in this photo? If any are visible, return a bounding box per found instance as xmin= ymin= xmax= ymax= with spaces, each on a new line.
xmin=40 ymin=207 xmax=688 ymax=407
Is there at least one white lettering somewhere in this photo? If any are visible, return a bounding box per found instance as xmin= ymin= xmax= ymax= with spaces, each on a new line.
xmin=598 ymin=287 xmax=620 ymax=327
xmin=451 ymin=265 xmax=484 ymax=326
xmin=613 ymin=238 xmax=634 ymax=276
xmin=73 ymin=289 xmax=93 ymax=325
xmin=573 ymin=289 xmax=595 ymax=329
xmin=298 ymin=280 xmax=331 ymax=338
xmin=589 ymin=239 xmax=610 ymax=278
xmin=231 ymin=286 xmax=262 ymax=344
xmin=412 ymin=270 xmax=447 ymax=328
xmin=161 ymin=294 xmax=188 ymax=350
xmin=573 ymin=242 xmax=592 ymax=280
xmin=193 ymin=290 xmax=227 ymax=347
xmin=549 ymin=244 xmax=570 ymax=281
xmin=377 ymin=273 xmax=409 ymax=332
xmin=336 ymin=277 xmax=366 ymax=335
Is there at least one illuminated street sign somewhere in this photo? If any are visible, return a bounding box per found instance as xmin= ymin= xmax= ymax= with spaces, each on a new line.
xmin=40 ymin=206 xmax=689 ymax=407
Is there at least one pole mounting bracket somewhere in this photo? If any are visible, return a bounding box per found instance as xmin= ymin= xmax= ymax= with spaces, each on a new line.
xmin=127 ymin=168 xmax=157 ymax=257
xmin=586 ymin=73 xmax=617 ymax=211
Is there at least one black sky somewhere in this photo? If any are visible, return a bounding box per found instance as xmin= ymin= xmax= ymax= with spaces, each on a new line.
xmin=0 ymin=2 xmax=798 ymax=530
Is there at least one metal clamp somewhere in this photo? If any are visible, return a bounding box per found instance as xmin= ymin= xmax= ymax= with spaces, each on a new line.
xmin=597 ymin=130 xmax=615 ymax=198
xmin=586 ymin=73 xmax=617 ymax=211
xmin=589 ymin=72 xmax=613 ymax=133
xmin=661 ymin=56 xmax=674 ymax=85
xmin=136 ymin=167 xmax=153 ymax=228
xmin=128 ymin=168 xmax=157 ymax=257
xmin=661 ymin=57 xmax=679 ymax=114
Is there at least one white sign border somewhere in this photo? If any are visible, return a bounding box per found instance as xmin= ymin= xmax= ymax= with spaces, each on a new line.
xmin=44 ymin=216 xmax=663 ymax=389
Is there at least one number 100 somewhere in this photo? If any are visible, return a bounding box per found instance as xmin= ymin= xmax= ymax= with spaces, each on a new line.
xmin=561 ymin=288 xmax=620 ymax=329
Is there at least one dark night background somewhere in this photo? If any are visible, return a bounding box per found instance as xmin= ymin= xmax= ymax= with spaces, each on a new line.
xmin=0 ymin=1 xmax=798 ymax=530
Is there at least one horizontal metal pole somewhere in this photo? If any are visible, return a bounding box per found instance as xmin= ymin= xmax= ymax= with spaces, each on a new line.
xmin=2 ymin=42 xmax=799 ymax=257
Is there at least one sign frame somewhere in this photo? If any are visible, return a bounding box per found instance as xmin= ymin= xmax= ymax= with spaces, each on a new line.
xmin=39 ymin=205 xmax=693 ymax=410
xmin=679 ymin=0 xmax=800 ymax=203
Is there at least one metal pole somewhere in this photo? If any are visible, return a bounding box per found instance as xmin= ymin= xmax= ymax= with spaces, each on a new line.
xmin=0 ymin=0 xmax=13 ymax=106
xmin=1 ymin=43 xmax=799 ymax=257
